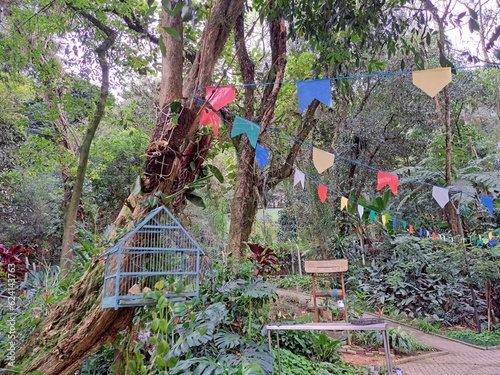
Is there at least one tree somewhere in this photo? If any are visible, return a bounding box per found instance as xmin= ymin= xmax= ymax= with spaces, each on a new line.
xmin=14 ymin=0 xmax=433 ymax=372
xmin=16 ymin=1 xmax=246 ymax=373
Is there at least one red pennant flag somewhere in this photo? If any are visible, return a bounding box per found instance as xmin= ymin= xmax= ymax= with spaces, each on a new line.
xmin=409 ymin=225 xmax=414 ymax=234
xmin=432 ymin=232 xmax=437 ymax=240
xmin=199 ymin=108 xmax=221 ymax=135
xmin=318 ymin=184 xmax=328 ymax=203
xmin=377 ymin=171 xmax=398 ymax=195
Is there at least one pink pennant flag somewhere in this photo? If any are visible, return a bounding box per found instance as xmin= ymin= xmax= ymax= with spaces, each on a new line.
xmin=199 ymin=86 xmax=236 ymax=135
xmin=340 ymin=197 xmax=348 ymax=211
xmin=432 ymin=186 xmax=449 ymax=208
xmin=376 ymin=171 xmax=398 ymax=195
xmin=318 ymin=184 xmax=328 ymax=203
xmin=205 ymin=86 xmax=236 ymax=110
xmin=293 ymin=169 xmax=305 ymax=189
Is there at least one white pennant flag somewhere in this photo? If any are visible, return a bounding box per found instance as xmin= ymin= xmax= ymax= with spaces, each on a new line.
xmin=357 ymin=204 xmax=364 ymax=218
xmin=294 ymin=168 xmax=305 ymax=189
xmin=432 ymin=186 xmax=450 ymax=208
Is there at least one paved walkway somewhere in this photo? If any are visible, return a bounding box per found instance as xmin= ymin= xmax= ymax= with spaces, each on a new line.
xmin=383 ymin=318 xmax=500 ymax=375
xmin=275 ymin=289 xmax=500 ymax=375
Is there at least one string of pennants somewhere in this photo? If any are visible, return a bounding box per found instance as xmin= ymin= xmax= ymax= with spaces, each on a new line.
xmin=196 ymin=65 xmax=499 ymax=246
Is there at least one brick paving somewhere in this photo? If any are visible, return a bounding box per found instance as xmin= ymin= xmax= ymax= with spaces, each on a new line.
xmin=384 ymin=319 xmax=500 ymax=375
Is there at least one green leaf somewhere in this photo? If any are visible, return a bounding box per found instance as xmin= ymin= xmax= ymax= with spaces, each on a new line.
xmin=155 ymin=355 xmax=167 ymax=369
xmin=166 ymin=356 xmax=179 ymax=368
xmin=155 ymin=279 xmax=165 ymax=290
xmin=208 ymin=164 xmax=224 ymax=183
xmin=186 ymin=193 xmax=206 ymax=208
xmin=163 ymin=27 xmax=182 ymax=41
xmin=159 ymin=38 xmax=167 ymax=57
xmin=468 ymin=18 xmax=480 ymax=33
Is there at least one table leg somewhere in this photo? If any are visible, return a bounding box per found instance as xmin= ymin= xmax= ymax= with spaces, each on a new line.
xmin=382 ymin=329 xmax=393 ymax=374
xmin=276 ymin=331 xmax=281 ymax=375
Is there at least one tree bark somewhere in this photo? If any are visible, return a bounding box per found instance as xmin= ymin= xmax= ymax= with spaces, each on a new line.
xmin=17 ymin=1 xmax=245 ymax=373
xmin=60 ymin=9 xmax=117 ymax=271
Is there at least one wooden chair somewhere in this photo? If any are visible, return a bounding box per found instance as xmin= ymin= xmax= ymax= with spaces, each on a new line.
xmin=304 ymin=259 xmax=348 ymax=323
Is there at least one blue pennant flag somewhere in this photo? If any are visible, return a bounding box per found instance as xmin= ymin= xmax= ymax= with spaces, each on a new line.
xmin=481 ymin=195 xmax=494 ymax=216
xmin=392 ymin=218 xmax=397 ymax=229
xmin=255 ymin=144 xmax=269 ymax=168
xmin=297 ymin=79 xmax=332 ymax=113
xmin=231 ymin=116 xmax=260 ymax=148
xmin=419 ymin=227 xmax=423 ymax=237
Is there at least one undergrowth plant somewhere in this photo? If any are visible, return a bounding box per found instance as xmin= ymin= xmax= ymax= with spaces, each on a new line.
xmin=446 ymin=329 xmax=500 ymax=347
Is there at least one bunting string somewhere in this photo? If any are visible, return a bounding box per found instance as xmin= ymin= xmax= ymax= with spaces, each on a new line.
xmin=195 ymin=63 xmax=500 ymax=89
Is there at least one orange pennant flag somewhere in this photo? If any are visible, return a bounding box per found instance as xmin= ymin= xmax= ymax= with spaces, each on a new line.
xmin=412 ymin=67 xmax=452 ymax=98
xmin=318 ymin=184 xmax=328 ymax=203
xmin=377 ymin=171 xmax=398 ymax=195
xmin=313 ymin=147 xmax=335 ymax=174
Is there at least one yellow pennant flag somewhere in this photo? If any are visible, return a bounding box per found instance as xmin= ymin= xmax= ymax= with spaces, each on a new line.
xmin=313 ymin=147 xmax=335 ymax=174
xmin=489 ymin=232 xmax=493 ymax=240
xmin=412 ymin=67 xmax=452 ymax=98
xmin=382 ymin=214 xmax=387 ymax=226
xmin=340 ymin=197 xmax=348 ymax=211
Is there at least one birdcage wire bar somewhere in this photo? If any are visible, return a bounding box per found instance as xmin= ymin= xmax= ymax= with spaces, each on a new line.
xmin=102 ymin=206 xmax=204 ymax=309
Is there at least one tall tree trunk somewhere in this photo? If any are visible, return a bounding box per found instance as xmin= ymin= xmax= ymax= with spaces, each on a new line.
xmin=60 ymin=9 xmax=117 ymax=271
xmin=424 ymin=0 xmax=461 ymax=236
xmin=228 ymin=16 xmax=288 ymax=258
xmin=17 ymin=1 xmax=245 ymax=373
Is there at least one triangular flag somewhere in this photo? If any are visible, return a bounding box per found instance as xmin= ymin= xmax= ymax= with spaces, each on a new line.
xmin=480 ymin=195 xmax=494 ymax=216
xmin=293 ymin=169 xmax=305 ymax=189
xmin=432 ymin=232 xmax=437 ymax=240
xmin=376 ymin=171 xmax=398 ymax=195
xmin=412 ymin=67 xmax=452 ymax=98
xmin=409 ymin=225 xmax=414 ymax=234
xmin=357 ymin=205 xmax=364 ymax=218
xmin=340 ymin=197 xmax=348 ymax=211
xmin=382 ymin=214 xmax=387 ymax=226
xmin=318 ymin=184 xmax=328 ymax=203
xmin=402 ymin=221 xmax=407 ymax=230
xmin=255 ymin=144 xmax=269 ymax=169
xmin=489 ymin=232 xmax=493 ymax=240
xmin=297 ymin=79 xmax=332 ymax=113
xmin=392 ymin=218 xmax=397 ymax=229
xmin=199 ymin=108 xmax=221 ymax=135
xmin=489 ymin=239 xmax=497 ymax=246
xmin=205 ymin=86 xmax=236 ymax=110
xmin=432 ymin=186 xmax=450 ymax=208
xmin=419 ymin=227 xmax=423 ymax=237
xmin=369 ymin=210 xmax=376 ymax=222
xmin=312 ymin=148 xmax=335 ymax=174
xmin=231 ymin=116 xmax=260 ymax=148
xmin=426 ymin=230 xmax=430 ymax=237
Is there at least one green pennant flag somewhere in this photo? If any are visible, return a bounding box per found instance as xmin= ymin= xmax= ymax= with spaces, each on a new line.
xmin=369 ymin=210 xmax=376 ymax=222
xmin=231 ymin=115 xmax=260 ymax=148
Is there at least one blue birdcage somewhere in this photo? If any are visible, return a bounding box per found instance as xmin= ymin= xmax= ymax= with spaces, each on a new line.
xmin=101 ymin=206 xmax=205 ymax=309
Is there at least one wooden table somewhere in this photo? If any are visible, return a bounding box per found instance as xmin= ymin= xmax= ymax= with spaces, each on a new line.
xmin=266 ymin=322 xmax=393 ymax=375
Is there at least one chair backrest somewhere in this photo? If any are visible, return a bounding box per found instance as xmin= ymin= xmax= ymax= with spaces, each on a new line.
xmin=304 ymin=259 xmax=348 ymax=274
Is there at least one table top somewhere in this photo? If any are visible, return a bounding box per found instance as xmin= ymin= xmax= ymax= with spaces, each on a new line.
xmin=266 ymin=322 xmax=387 ymax=331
